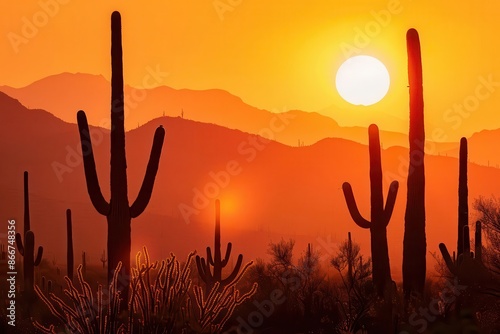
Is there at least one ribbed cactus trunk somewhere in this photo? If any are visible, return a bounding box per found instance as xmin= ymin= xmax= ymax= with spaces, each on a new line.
xmin=342 ymin=125 xmax=398 ymax=334
xmin=458 ymin=137 xmax=468 ymax=257
xmin=77 ymin=11 xmax=165 ymax=305
xmin=347 ymin=232 xmax=353 ymax=288
xmin=23 ymin=171 xmax=31 ymax=288
xmin=438 ymin=138 xmax=487 ymax=284
xmin=368 ymin=125 xmax=392 ymax=296
xmin=403 ymin=28 xmax=427 ymax=304
xmin=15 ymin=171 xmax=43 ymax=299
xmin=23 ymin=171 xmax=30 ymax=236
xmin=107 ymin=11 xmax=131 ymax=296
xmin=196 ymin=200 xmax=244 ymax=295
xmin=82 ymin=251 xmax=87 ymax=277
xmin=66 ymin=209 xmax=74 ymax=281
xmin=342 ymin=124 xmax=398 ymax=297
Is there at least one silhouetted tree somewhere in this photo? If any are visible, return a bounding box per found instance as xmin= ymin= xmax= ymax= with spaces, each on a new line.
xmin=331 ymin=232 xmax=372 ymax=333
xmin=474 ymin=196 xmax=500 ymax=276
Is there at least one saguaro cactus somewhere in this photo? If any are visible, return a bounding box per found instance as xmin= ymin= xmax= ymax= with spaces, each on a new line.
xmin=402 ymin=28 xmax=427 ymax=302
xmin=66 ymin=209 xmax=74 ymax=281
xmin=342 ymin=124 xmax=399 ymax=297
xmin=196 ymin=200 xmax=244 ymax=294
xmin=76 ymin=11 xmax=165 ymax=302
xmin=439 ymin=138 xmax=489 ymax=285
xmin=440 ymin=222 xmax=489 ymax=285
xmin=15 ymin=171 xmax=43 ymax=298
xmin=82 ymin=251 xmax=87 ymax=277
xmin=347 ymin=232 xmax=353 ymax=288
xmin=100 ymin=250 xmax=107 ymax=269
xmin=457 ymin=137 xmax=468 ymax=257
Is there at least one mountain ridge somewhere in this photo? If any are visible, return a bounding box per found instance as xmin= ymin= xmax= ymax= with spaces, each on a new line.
xmin=2 ymin=92 xmax=500 ymax=281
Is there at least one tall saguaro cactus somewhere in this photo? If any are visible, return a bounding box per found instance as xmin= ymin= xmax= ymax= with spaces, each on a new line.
xmin=76 ymin=11 xmax=165 ymax=302
xmin=15 ymin=171 xmax=43 ymax=297
xmin=66 ymin=209 xmax=74 ymax=281
xmin=402 ymin=28 xmax=427 ymax=303
xmin=457 ymin=137 xmax=468 ymax=257
xmin=342 ymin=124 xmax=399 ymax=297
xmin=196 ymin=200 xmax=244 ymax=294
xmin=439 ymin=138 xmax=490 ymax=285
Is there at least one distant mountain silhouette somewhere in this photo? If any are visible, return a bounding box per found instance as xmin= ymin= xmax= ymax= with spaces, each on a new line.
xmin=0 ymin=73 xmax=458 ymax=152
xmin=2 ymin=92 xmax=500 ymax=281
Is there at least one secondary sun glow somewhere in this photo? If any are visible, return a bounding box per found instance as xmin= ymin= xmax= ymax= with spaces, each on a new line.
xmin=335 ymin=55 xmax=390 ymax=106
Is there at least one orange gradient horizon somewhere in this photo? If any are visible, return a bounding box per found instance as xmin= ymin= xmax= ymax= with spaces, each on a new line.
xmin=1 ymin=1 xmax=500 ymax=140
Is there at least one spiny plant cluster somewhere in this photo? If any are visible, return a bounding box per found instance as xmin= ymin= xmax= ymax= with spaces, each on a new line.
xmin=33 ymin=248 xmax=257 ymax=334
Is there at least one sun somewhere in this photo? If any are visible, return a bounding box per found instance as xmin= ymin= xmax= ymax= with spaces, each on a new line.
xmin=335 ymin=55 xmax=390 ymax=106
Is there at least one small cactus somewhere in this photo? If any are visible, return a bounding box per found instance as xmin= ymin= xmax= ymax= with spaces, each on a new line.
xmin=16 ymin=230 xmax=43 ymax=297
xmin=100 ymin=250 xmax=107 ymax=269
xmin=15 ymin=171 xmax=43 ymax=298
xmin=439 ymin=222 xmax=489 ymax=285
xmin=196 ymin=200 xmax=245 ymax=294
xmin=82 ymin=251 xmax=87 ymax=277
xmin=66 ymin=209 xmax=74 ymax=281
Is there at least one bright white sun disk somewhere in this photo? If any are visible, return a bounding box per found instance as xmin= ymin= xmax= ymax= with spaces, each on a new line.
xmin=335 ymin=55 xmax=390 ymax=106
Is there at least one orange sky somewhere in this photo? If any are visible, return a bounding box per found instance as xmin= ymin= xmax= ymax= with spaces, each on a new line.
xmin=1 ymin=1 xmax=500 ymax=140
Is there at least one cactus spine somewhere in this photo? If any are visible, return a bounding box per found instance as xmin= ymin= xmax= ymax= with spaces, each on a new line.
xmin=15 ymin=171 xmax=43 ymax=298
xmin=196 ymin=199 xmax=244 ymax=294
xmin=342 ymin=124 xmax=399 ymax=297
xmin=66 ymin=209 xmax=74 ymax=281
xmin=402 ymin=28 xmax=427 ymax=302
xmin=76 ymin=11 xmax=165 ymax=302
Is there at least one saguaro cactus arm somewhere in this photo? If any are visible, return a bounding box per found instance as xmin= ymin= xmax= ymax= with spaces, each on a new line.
xmin=439 ymin=243 xmax=457 ymax=275
xmin=76 ymin=110 xmax=110 ymax=216
xmin=342 ymin=183 xmax=371 ymax=229
xmin=28 ymin=231 xmax=43 ymax=265
xmin=15 ymin=233 xmax=25 ymax=256
xmin=383 ymin=181 xmax=399 ymax=225
xmin=222 ymin=242 xmax=233 ymax=266
xmin=221 ymin=254 xmax=244 ymax=285
xmin=196 ymin=256 xmax=210 ymax=282
xmin=130 ymin=126 xmax=166 ymax=218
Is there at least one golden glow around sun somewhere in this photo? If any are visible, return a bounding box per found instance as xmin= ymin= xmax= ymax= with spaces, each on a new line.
xmin=335 ymin=55 xmax=390 ymax=106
